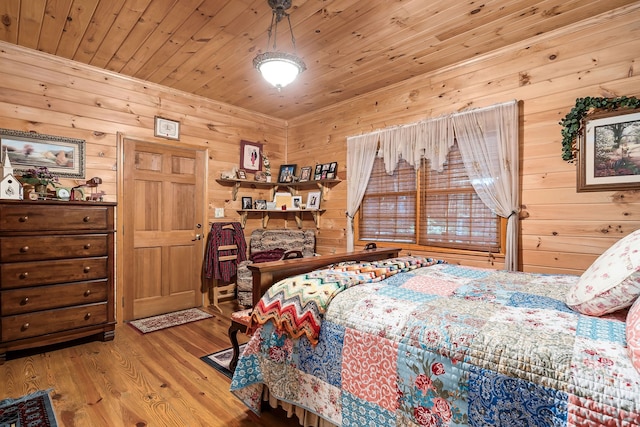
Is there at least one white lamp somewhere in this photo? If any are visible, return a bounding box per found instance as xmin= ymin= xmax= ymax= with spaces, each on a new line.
xmin=253 ymin=0 xmax=306 ymax=90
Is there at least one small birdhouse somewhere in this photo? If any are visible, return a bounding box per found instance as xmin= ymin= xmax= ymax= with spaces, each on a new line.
xmin=0 ymin=148 xmax=23 ymax=200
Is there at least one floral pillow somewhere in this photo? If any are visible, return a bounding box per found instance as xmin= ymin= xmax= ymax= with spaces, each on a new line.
xmin=627 ymin=298 xmax=640 ymax=373
xmin=566 ymin=229 xmax=640 ymax=316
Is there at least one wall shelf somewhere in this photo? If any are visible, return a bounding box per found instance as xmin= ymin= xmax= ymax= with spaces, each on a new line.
xmin=217 ymin=177 xmax=341 ymax=201
xmin=237 ymin=209 xmax=325 ymax=229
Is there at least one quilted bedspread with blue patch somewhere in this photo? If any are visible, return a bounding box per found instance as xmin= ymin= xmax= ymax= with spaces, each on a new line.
xmin=230 ymin=263 xmax=640 ymax=426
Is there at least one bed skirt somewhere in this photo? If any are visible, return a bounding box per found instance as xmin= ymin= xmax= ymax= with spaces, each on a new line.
xmin=263 ymin=387 xmax=338 ymax=427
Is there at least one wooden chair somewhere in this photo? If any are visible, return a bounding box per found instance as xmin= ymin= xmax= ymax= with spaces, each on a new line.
xmin=211 ymin=243 xmax=238 ymax=313
xmin=228 ymin=250 xmax=303 ymax=373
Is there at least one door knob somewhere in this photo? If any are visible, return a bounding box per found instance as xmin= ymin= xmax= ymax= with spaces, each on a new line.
xmin=192 ymin=233 xmax=202 ymax=241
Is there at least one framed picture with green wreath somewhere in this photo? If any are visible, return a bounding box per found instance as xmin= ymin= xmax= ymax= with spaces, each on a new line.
xmin=577 ymin=109 xmax=640 ymax=192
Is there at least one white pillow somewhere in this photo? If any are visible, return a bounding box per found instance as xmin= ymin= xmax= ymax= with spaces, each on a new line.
xmin=627 ymin=297 xmax=640 ymax=374
xmin=566 ymin=229 xmax=640 ymax=316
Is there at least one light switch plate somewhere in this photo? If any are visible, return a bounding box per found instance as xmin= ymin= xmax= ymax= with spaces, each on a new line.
xmin=214 ymin=207 xmax=224 ymax=218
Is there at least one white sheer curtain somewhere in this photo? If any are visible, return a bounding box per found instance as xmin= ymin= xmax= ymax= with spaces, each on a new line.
xmin=375 ymin=116 xmax=454 ymax=174
xmin=345 ymin=134 xmax=379 ymax=251
xmin=345 ymin=100 xmax=519 ymax=269
xmin=413 ymin=116 xmax=455 ymax=172
xmin=451 ymin=100 xmax=520 ymax=270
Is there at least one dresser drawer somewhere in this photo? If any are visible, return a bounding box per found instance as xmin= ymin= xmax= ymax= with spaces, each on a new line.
xmin=0 ymin=257 xmax=108 ymax=289
xmin=1 ymin=302 xmax=108 ymax=341
xmin=1 ymin=280 xmax=108 ymax=316
xmin=0 ymin=235 xmax=108 ymax=262
xmin=0 ymin=205 xmax=110 ymax=232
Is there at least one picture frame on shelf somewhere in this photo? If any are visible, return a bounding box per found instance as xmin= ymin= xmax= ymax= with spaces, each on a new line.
xmin=292 ymin=196 xmax=302 ymax=210
xmin=154 ymin=116 xmax=180 ymax=140
xmin=0 ymin=128 xmax=86 ymax=178
xmin=254 ymin=199 xmax=267 ymax=210
xmin=278 ymin=164 xmax=297 ymax=183
xmin=314 ymin=164 xmax=322 ymax=180
xmin=327 ymin=162 xmax=338 ymax=179
xmin=299 ymin=166 xmax=312 ymax=182
xmin=241 ymin=196 xmax=253 ymax=210
xmin=240 ymin=140 xmax=263 ymax=172
xmin=577 ymin=109 xmax=640 ymax=192
xmin=306 ymin=191 xmax=321 ymax=210
xmin=237 ymin=170 xmax=247 ymax=179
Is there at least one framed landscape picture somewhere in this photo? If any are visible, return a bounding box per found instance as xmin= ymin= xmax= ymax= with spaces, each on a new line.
xmin=577 ymin=109 xmax=640 ymax=192
xmin=0 ymin=128 xmax=85 ymax=178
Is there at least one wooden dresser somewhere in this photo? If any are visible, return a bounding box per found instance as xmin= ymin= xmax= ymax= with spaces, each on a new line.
xmin=0 ymin=200 xmax=116 ymax=362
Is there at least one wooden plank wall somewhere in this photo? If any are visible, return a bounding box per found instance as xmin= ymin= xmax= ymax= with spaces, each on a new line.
xmin=288 ymin=3 xmax=640 ymax=274
xmin=0 ymin=42 xmax=287 ymax=236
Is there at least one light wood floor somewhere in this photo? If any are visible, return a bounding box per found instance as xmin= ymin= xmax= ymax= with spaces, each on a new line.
xmin=0 ymin=301 xmax=301 ymax=426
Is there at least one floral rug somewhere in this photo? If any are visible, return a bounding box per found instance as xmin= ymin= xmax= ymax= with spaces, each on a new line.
xmin=201 ymin=344 xmax=247 ymax=379
xmin=0 ymin=389 xmax=58 ymax=427
xmin=128 ymin=308 xmax=213 ymax=334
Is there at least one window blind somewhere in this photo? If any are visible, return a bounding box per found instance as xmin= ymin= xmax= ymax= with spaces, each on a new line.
xmin=359 ymin=158 xmax=416 ymax=243
xmin=419 ymin=143 xmax=500 ymax=252
xmin=358 ymin=143 xmax=500 ymax=253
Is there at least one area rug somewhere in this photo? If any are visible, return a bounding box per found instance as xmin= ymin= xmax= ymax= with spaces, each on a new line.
xmin=128 ymin=308 xmax=213 ymax=334
xmin=201 ymin=344 xmax=247 ymax=379
xmin=0 ymin=389 xmax=58 ymax=427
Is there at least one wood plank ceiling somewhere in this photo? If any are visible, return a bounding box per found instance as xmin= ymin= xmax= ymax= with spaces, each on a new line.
xmin=0 ymin=0 xmax=636 ymax=120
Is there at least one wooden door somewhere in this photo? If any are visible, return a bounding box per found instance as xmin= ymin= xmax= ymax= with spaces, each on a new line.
xmin=122 ymin=138 xmax=206 ymax=321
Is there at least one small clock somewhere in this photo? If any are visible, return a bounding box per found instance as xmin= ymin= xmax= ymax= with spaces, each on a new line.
xmin=56 ymin=187 xmax=71 ymax=201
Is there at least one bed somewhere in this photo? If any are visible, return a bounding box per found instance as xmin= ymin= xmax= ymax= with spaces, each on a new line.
xmin=230 ymin=233 xmax=640 ymax=426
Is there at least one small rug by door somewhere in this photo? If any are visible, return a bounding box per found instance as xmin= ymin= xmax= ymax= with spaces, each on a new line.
xmin=201 ymin=344 xmax=247 ymax=379
xmin=128 ymin=308 xmax=213 ymax=334
xmin=0 ymin=389 xmax=58 ymax=427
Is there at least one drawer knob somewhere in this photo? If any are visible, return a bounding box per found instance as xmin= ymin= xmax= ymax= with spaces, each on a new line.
xmin=19 ymin=272 xmax=29 ymax=279
xmin=21 ymin=323 xmax=30 ymax=331
xmin=84 ymin=313 xmax=91 ymax=320
xmin=83 ymin=216 xmax=91 ymax=222
xmin=83 ymin=266 xmax=91 ymax=273
xmin=84 ymin=243 xmax=91 ymax=249
xmin=20 ymin=297 xmax=29 ymax=305
xmin=20 ymin=246 xmax=29 ymax=253
xmin=84 ymin=289 xmax=91 ymax=297
xmin=18 ymin=215 xmax=28 ymax=222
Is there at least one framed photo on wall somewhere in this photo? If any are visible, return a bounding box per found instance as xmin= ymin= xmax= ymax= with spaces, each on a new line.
xmin=240 ymin=140 xmax=262 ymax=172
xmin=577 ymin=109 xmax=640 ymax=192
xmin=154 ymin=116 xmax=180 ymax=140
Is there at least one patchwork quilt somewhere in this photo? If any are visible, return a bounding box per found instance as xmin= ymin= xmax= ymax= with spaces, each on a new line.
xmin=251 ymin=256 xmax=445 ymax=345
xmin=231 ymin=263 xmax=640 ymax=426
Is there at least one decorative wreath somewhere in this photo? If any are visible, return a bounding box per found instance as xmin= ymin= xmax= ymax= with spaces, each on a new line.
xmin=560 ymin=96 xmax=640 ymax=162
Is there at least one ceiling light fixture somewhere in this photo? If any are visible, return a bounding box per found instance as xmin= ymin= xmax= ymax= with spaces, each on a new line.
xmin=253 ymin=0 xmax=306 ymax=91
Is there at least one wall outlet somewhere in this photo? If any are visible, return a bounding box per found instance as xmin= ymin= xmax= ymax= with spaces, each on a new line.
xmin=214 ymin=207 xmax=224 ymax=218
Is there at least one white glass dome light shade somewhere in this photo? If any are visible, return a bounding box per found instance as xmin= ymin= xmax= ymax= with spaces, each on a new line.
xmin=254 ymin=51 xmax=306 ymax=90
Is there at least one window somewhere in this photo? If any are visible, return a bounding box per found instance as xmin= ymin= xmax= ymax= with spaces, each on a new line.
xmin=359 ymin=158 xmax=416 ymax=243
xmin=358 ymin=142 xmax=501 ymax=253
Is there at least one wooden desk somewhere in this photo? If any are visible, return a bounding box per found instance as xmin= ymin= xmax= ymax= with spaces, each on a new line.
xmin=247 ymin=247 xmax=401 ymax=306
